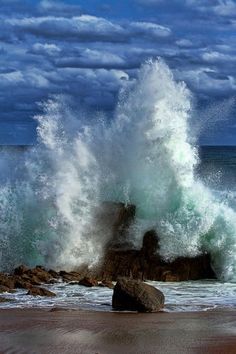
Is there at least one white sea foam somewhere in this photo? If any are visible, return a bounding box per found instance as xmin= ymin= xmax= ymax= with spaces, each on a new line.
xmin=0 ymin=59 xmax=236 ymax=280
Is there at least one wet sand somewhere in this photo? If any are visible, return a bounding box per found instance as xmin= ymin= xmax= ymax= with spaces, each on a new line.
xmin=0 ymin=308 xmax=236 ymax=354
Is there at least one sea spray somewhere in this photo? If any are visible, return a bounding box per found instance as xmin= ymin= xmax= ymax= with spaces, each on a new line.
xmin=0 ymin=59 xmax=236 ymax=280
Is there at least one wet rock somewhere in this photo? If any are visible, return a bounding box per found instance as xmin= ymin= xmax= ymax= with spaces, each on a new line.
xmin=29 ymin=267 xmax=52 ymax=283
xmin=0 ymin=274 xmax=15 ymax=289
xmin=79 ymin=277 xmax=98 ymax=287
xmin=60 ymin=271 xmax=83 ymax=283
xmin=27 ymin=287 xmax=56 ymax=297
xmin=99 ymin=227 xmax=215 ymax=282
xmin=14 ymin=265 xmax=29 ymax=276
xmin=98 ymin=280 xmax=114 ymax=289
xmin=14 ymin=278 xmax=32 ymax=290
xmin=99 ymin=202 xmax=136 ymax=250
xmin=48 ymin=269 xmax=60 ymax=278
xmin=0 ymin=285 xmax=10 ymax=293
xmin=161 ymin=271 xmax=180 ymax=282
xmin=112 ymin=278 xmax=165 ymax=312
xmin=141 ymin=230 xmax=159 ymax=258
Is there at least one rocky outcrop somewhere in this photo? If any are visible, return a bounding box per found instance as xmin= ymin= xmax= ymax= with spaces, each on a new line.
xmin=0 ymin=202 xmax=216 ymax=292
xmin=112 ymin=278 xmax=164 ymax=312
xmin=100 ymin=228 xmax=215 ymax=282
xmin=101 ymin=247 xmax=215 ymax=282
xmin=96 ymin=203 xmax=215 ymax=282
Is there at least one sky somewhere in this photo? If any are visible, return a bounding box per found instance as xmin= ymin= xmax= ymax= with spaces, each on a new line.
xmin=0 ymin=0 xmax=235 ymax=144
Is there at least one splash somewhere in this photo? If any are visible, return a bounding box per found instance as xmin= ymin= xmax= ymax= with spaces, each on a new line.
xmin=1 ymin=59 xmax=236 ymax=280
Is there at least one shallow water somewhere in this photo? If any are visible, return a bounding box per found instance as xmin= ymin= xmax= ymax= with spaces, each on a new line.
xmin=1 ymin=280 xmax=236 ymax=312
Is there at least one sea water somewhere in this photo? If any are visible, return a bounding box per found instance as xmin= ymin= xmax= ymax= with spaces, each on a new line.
xmin=1 ymin=60 xmax=236 ymax=311
xmin=1 ymin=279 xmax=236 ymax=312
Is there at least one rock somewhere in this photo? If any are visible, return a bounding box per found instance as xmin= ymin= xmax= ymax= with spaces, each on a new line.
xmin=0 ymin=274 xmax=15 ymax=289
xmin=48 ymin=269 xmax=59 ymax=278
xmin=0 ymin=285 xmax=10 ymax=293
xmin=98 ymin=280 xmax=114 ymax=289
xmin=99 ymin=226 xmax=215 ymax=282
xmin=28 ymin=267 xmax=52 ymax=283
xmin=27 ymin=287 xmax=56 ymax=297
xmin=60 ymin=271 xmax=83 ymax=283
xmin=141 ymin=230 xmax=159 ymax=258
xmin=79 ymin=277 xmax=98 ymax=287
xmin=162 ymin=271 xmax=180 ymax=282
xmin=14 ymin=265 xmax=29 ymax=276
xmin=99 ymin=202 xmax=136 ymax=250
xmin=14 ymin=279 xmax=33 ymax=289
xmin=20 ymin=274 xmax=41 ymax=286
xmin=112 ymin=278 xmax=165 ymax=312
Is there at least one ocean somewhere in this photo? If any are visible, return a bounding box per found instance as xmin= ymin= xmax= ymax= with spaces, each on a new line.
xmin=1 ymin=61 xmax=236 ymax=312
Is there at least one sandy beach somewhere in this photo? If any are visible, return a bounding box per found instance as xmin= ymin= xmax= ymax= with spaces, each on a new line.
xmin=0 ymin=308 xmax=236 ymax=354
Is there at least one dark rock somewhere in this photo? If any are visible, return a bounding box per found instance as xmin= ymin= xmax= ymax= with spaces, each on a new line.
xmin=98 ymin=202 xmax=136 ymax=250
xmin=79 ymin=277 xmax=98 ymax=287
xmin=112 ymin=278 xmax=164 ymax=312
xmin=0 ymin=274 xmax=15 ymax=289
xmin=141 ymin=230 xmax=159 ymax=258
xmin=98 ymin=280 xmax=114 ymax=289
xmin=27 ymin=287 xmax=56 ymax=297
xmin=48 ymin=269 xmax=60 ymax=278
xmin=0 ymin=285 xmax=10 ymax=293
xmin=60 ymin=271 xmax=83 ymax=283
xmin=14 ymin=265 xmax=29 ymax=276
xmin=99 ymin=226 xmax=215 ymax=282
xmin=161 ymin=271 xmax=180 ymax=282
xmin=14 ymin=278 xmax=32 ymax=290
xmin=28 ymin=268 xmax=52 ymax=283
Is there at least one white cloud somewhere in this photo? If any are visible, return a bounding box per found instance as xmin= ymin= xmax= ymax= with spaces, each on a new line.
xmin=0 ymin=70 xmax=24 ymax=83
xmin=31 ymin=43 xmax=61 ymax=56
xmin=213 ymin=0 xmax=236 ymax=16
xmin=130 ymin=21 xmax=171 ymax=38
xmin=176 ymin=39 xmax=193 ymax=47
xmin=202 ymin=51 xmax=236 ymax=63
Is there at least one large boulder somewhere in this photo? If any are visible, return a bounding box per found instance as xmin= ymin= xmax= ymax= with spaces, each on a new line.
xmin=112 ymin=278 xmax=164 ymax=312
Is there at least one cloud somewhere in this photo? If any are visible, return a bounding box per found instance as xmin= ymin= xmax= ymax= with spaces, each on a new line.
xmin=30 ymin=43 xmax=61 ymax=56
xmin=202 ymin=51 xmax=236 ymax=63
xmin=0 ymin=0 xmax=235 ymax=145
xmin=175 ymin=67 xmax=236 ymax=97
xmin=129 ymin=21 xmax=171 ymax=38
xmin=55 ymin=49 xmax=128 ymax=69
xmin=38 ymin=0 xmax=81 ymax=16
xmin=6 ymin=14 xmax=171 ymax=43
xmin=213 ymin=0 xmax=236 ymax=16
xmin=6 ymin=15 xmax=128 ymax=43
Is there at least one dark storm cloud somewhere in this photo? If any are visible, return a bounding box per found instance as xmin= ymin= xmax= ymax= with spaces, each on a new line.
xmin=0 ymin=0 xmax=235 ymax=144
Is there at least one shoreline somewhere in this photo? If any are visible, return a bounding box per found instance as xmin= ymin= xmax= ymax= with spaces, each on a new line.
xmin=1 ymin=308 xmax=236 ymax=353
